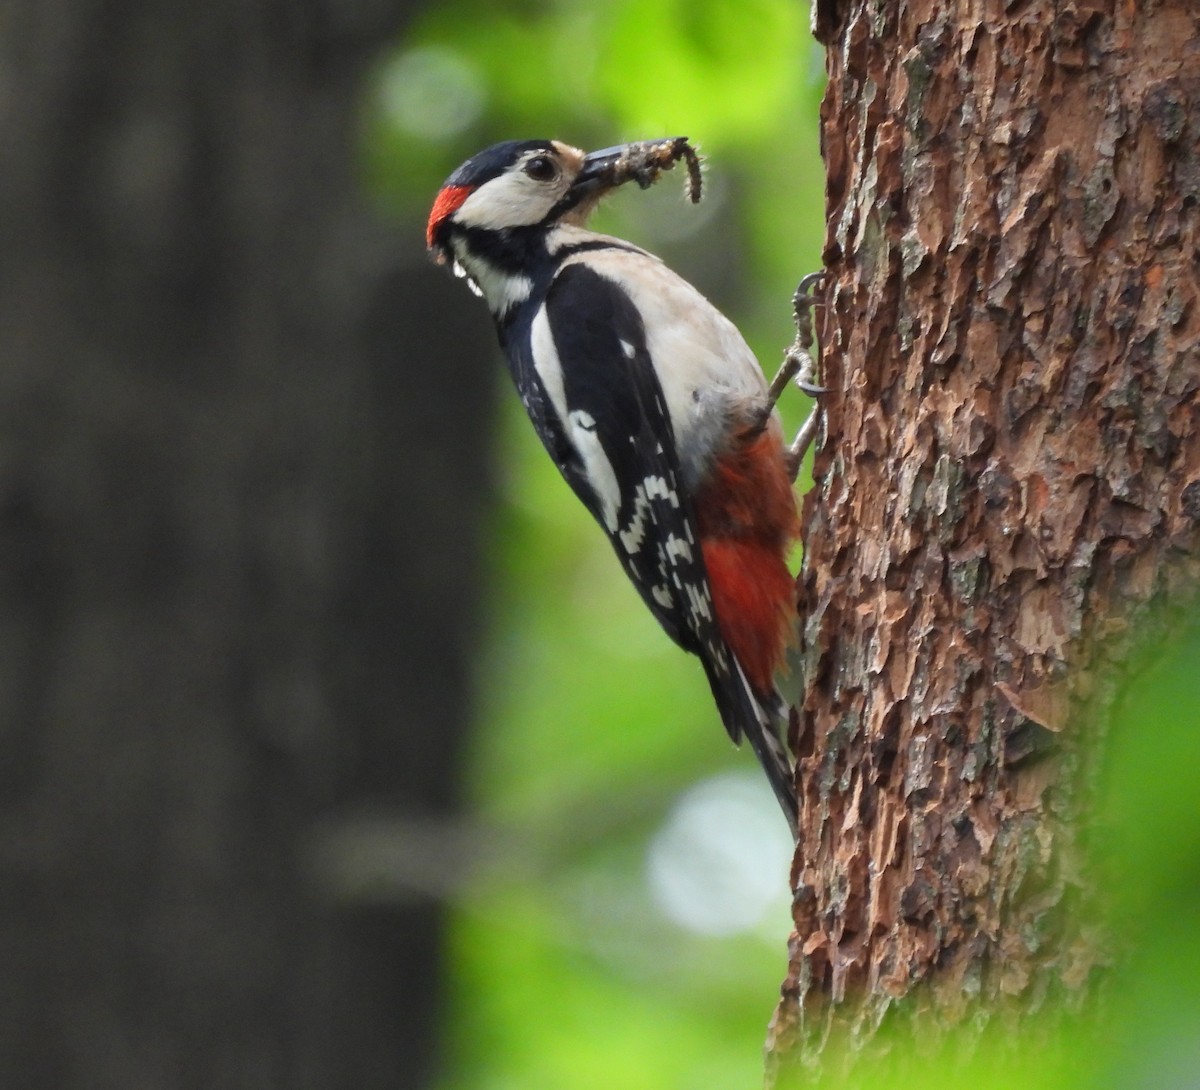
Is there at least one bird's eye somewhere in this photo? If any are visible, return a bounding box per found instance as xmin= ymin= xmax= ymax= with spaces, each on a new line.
xmin=524 ymin=155 xmax=557 ymax=181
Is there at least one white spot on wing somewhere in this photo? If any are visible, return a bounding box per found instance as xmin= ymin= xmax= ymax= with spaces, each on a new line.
xmin=619 ymin=490 xmax=652 ymax=554
xmin=685 ymin=583 xmax=713 ymax=623
xmin=618 ymin=470 xmax=683 ymax=555
xmin=664 ymin=533 xmax=693 ymax=563
xmin=643 ymin=474 xmax=679 ymax=507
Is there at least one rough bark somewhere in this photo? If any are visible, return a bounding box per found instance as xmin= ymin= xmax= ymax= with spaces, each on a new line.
xmin=0 ymin=2 xmax=496 ymax=1086
xmin=770 ymin=0 xmax=1200 ymax=1076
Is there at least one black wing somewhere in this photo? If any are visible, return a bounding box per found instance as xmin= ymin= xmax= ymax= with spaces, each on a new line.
xmin=540 ymin=262 xmax=726 ymax=663
xmin=499 ymin=261 xmax=797 ymax=824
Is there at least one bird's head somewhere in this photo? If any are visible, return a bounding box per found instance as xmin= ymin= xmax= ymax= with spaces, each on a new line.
xmin=427 ymin=139 xmax=577 ymax=262
xmin=426 ymin=137 xmax=695 ymax=265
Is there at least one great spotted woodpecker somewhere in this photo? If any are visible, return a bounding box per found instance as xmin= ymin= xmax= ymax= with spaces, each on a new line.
xmin=427 ymin=137 xmax=803 ymax=826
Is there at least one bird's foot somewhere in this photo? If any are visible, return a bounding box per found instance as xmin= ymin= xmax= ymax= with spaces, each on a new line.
xmin=767 ymin=272 xmax=827 ymax=481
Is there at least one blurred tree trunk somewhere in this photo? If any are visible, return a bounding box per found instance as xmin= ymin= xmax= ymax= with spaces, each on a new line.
xmin=0 ymin=2 xmax=497 ymax=1087
xmin=769 ymin=0 xmax=1200 ymax=1079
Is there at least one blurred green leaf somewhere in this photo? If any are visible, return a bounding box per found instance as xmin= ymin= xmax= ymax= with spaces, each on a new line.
xmin=370 ymin=1 xmax=1200 ymax=1086
xmin=598 ymin=0 xmax=805 ymax=141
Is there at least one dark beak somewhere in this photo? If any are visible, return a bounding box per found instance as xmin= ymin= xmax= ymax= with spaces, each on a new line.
xmin=567 ymin=137 xmax=696 ymax=203
xmin=570 ymin=143 xmax=637 ymax=198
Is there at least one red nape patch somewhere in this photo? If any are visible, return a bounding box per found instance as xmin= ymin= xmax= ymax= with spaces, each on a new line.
xmin=426 ymin=184 xmax=473 ymax=249
xmin=702 ymin=538 xmax=797 ymax=697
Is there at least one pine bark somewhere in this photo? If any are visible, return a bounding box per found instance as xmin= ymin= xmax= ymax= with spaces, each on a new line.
xmin=770 ymin=0 xmax=1200 ymax=1076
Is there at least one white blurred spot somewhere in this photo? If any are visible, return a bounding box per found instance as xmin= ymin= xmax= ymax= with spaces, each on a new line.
xmin=376 ymin=46 xmax=485 ymax=141
xmin=646 ymin=771 xmax=793 ymax=936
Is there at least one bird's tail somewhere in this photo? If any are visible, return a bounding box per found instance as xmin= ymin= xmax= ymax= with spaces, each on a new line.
xmin=704 ymin=658 xmax=798 ymax=832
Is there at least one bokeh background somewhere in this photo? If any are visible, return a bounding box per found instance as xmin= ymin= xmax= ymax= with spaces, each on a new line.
xmin=362 ymin=3 xmax=826 ymax=1088
xmin=2 ymin=0 xmax=1197 ymax=1087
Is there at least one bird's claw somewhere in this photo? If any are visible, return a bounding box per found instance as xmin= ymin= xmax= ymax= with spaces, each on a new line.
xmin=768 ymin=272 xmax=828 ymax=480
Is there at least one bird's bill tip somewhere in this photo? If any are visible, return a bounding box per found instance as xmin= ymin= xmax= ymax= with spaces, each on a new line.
xmin=574 ymin=138 xmax=689 ymax=190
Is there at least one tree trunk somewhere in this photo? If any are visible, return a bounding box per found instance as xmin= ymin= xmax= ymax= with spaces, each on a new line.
xmin=769 ymin=0 xmax=1200 ymax=1077
xmin=0 ymin=2 xmax=497 ymax=1086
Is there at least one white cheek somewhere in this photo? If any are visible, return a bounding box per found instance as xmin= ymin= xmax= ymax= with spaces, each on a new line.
xmin=455 ymin=173 xmax=560 ymax=230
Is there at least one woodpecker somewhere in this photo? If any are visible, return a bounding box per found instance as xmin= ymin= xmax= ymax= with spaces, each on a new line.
xmin=427 ymin=137 xmax=802 ymax=826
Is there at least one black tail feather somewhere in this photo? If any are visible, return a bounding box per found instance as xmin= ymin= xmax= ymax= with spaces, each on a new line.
xmin=703 ymin=659 xmax=798 ymax=832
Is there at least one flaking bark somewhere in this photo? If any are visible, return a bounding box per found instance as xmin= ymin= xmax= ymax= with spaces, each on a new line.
xmin=769 ymin=0 xmax=1200 ymax=1077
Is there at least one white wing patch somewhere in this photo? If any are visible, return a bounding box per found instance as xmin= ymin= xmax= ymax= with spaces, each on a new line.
xmin=530 ymin=307 xmax=623 ymax=532
xmin=530 ymin=306 xmax=568 ymax=417
xmin=568 ymin=409 xmax=621 ymax=532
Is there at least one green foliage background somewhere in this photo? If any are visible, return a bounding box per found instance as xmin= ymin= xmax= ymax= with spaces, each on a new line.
xmin=366 ymin=1 xmax=1200 ymax=1087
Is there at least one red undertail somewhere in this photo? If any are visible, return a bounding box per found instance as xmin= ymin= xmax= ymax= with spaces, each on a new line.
xmin=694 ymin=424 xmax=800 ymax=696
